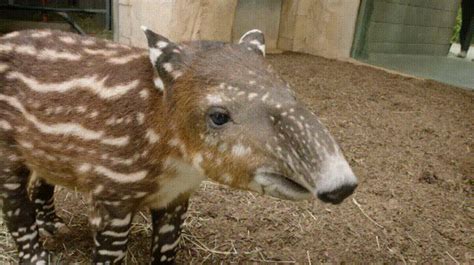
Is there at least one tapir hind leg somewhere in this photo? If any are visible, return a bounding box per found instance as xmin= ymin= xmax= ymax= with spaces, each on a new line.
xmin=29 ymin=177 xmax=68 ymax=237
xmin=0 ymin=145 xmax=50 ymax=264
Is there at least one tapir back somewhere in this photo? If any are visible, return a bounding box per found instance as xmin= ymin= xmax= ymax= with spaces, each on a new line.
xmin=0 ymin=30 xmax=163 ymax=194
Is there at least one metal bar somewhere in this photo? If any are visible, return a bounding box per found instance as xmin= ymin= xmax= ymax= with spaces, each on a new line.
xmin=56 ymin=12 xmax=86 ymax=35
xmin=105 ymin=0 xmax=111 ymax=31
xmin=0 ymin=4 xmax=107 ymax=14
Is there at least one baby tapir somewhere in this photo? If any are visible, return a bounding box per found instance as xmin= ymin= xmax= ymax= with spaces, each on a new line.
xmin=0 ymin=27 xmax=357 ymax=264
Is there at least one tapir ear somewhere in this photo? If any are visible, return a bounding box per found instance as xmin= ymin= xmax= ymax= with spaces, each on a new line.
xmin=239 ymin=29 xmax=265 ymax=56
xmin=141 ymin=26 xmax=184 ymax=92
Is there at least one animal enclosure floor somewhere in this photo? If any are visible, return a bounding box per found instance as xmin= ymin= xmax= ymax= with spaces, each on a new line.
xmin=362 ymin=52 xmax=474 ymax=90
xmin=0 ymin=52 xmax=473 ymax=264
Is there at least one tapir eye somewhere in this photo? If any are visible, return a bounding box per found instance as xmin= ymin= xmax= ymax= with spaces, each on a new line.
xmin=208 ymin=107 xmax=231 ymax=128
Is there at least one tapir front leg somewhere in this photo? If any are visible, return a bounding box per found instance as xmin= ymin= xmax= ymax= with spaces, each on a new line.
xmin=90 ymin=201 xmax=134 ymax=264
xmin=150 ymin=199 xmax=189 ymax=264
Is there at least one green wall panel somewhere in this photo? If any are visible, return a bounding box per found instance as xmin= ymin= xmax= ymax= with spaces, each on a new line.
xmin=359 ymin=0 xmax=461 ymax=56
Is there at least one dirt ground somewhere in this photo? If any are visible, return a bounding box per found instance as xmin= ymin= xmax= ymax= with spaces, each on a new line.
xmin=0 ymin=53 xmax=472 ymax=264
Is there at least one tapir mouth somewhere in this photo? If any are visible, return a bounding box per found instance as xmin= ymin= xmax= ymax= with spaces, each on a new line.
xmin=252 ymin=171 xmax=313 ymax=201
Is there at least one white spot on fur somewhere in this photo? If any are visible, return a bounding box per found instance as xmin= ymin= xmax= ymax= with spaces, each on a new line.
xmin=13 ymin=208 xmax=21 ymax=216
xmin=171 ymin=70 xmax=183 ymax=79
xmin=7 ymin=72 xmax=139 ymax=100
xmin=248 ymin=93 xmax=258 ymax=100
xmin=84 ymin=48 xmax=117 ymax=57
xmin=59 ymin=36 xmax=76 ymax=44
xmin=101 ymin=135 xmax=130 ymax=146
xmin=90 ymin=217 xmax=102 ymax=227
xmin=137 ymin=113 xmax=145 ymax=125
xmin=110 ymin=213 xmax=132 ymax=227
xmin=112 ymin=238 xmax=129 ymax=245
xmin=76 ymin=106 xmax=87 ymax=113
xmin=78 ymin=163 xmax=92 ymax=173
xmin=16 ymin=231 xmax=38 ymax=242
xmin=1 ymin=31 xmax=20 ymax=39
xmin=154 ymin=77 xmax=164 ymax=91
xmin=54 ymin=106 xmax=64 ymax=114
xmin=31 ymin=31 xmax=51 ymax=38
xmin=157 ymin=41 xmax=168 ymax=49
xmin=3 ymin=183 xmax=21 ymax=190
xmin=0 ymin=44 xmax=13 ymax=53
xmin=0 ymin=120 xmax=12 ymax=130
xmin=159 ymin=224 xmax=175 ymax=234
xmin=168 ymin=138 xmax=187 ymax=155
xmin=139 ymin=89 xmax=149 ymax=100
xmin=145 ymin=129 xmax=160 ymax=144
xmin=81 ymin=39 xmax=95 ymax=46
xmin=18 ymin=141 xmax=33 ymax=149
xmin=89 ymin=111 xmax=99 ymax=118
xmin=206 ymin=94 xmax=223 ymax=104
xmin=38 ymin=49 xmax=81 ymax=61
xmin=102 ymin=228 xmax=131 ymax=237
xmin=108 ymin=53 xmax=144 ymax=64
xmin=98 ymin=249 xmax=125 ymax=263
xmin=0 ymin=63 xmax=8 ymax=73
xmin=232 ymin=143 xmax=251 ymax=157
xmin=93 ymin=184 xmax=104 ymax=195
xmin=110 ymin=155 xmax=137 ymax=166
xmin=250 ymin=40 xmax=265 ymax=55
xmin=105 ymin=116 xmax=116 ymax=125
xmin=15 ymin=45 xmax=36 ymax=55
xmin=94 ymin=165 xmax=148 ymax=183
xmin=192 ymin=153 xmax=204 ymax=174
xmin=134 ymin=192 xmax=147 ymax=198
xmin=163 ymin=63 xmax=173 ymax=73
xmin=149 ymin=48 xmax=162 ymax=63
xmin=161 ymin=237 xmax=180 ymax=253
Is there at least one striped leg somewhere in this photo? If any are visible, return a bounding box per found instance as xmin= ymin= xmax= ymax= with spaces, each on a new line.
xmin=0 ymin=151 xmax=49 ymax=264
xmin=91 ymin=203 xmax=133 ymax=264
xmin=29 ymin=178 xmax=67 ymax=236
xmin=150 ymin=199 xmax=189 ymax=265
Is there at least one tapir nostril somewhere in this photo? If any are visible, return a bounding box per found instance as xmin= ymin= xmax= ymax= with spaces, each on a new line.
xmin=317 ymin=184 xmax=357 ymax=204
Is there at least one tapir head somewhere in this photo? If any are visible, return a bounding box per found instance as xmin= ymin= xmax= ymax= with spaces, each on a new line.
xmin=142 ymin=27 xmax=357 ymax=204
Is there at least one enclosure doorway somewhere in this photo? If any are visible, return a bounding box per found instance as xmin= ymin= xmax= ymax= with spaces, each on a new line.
xmin=351 ymin=0 xmax=474 ymax=90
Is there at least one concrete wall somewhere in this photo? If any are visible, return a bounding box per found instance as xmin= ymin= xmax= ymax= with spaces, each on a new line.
xmin=114 ymin=0 xmax=361 ymax=59
xmin=365 ymin=0 xmax=460 ymax=55
xmin=278 ymin=0 xmax=361 ymax=58
xmin=114 ymin=0 xmax=237 ymax=48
